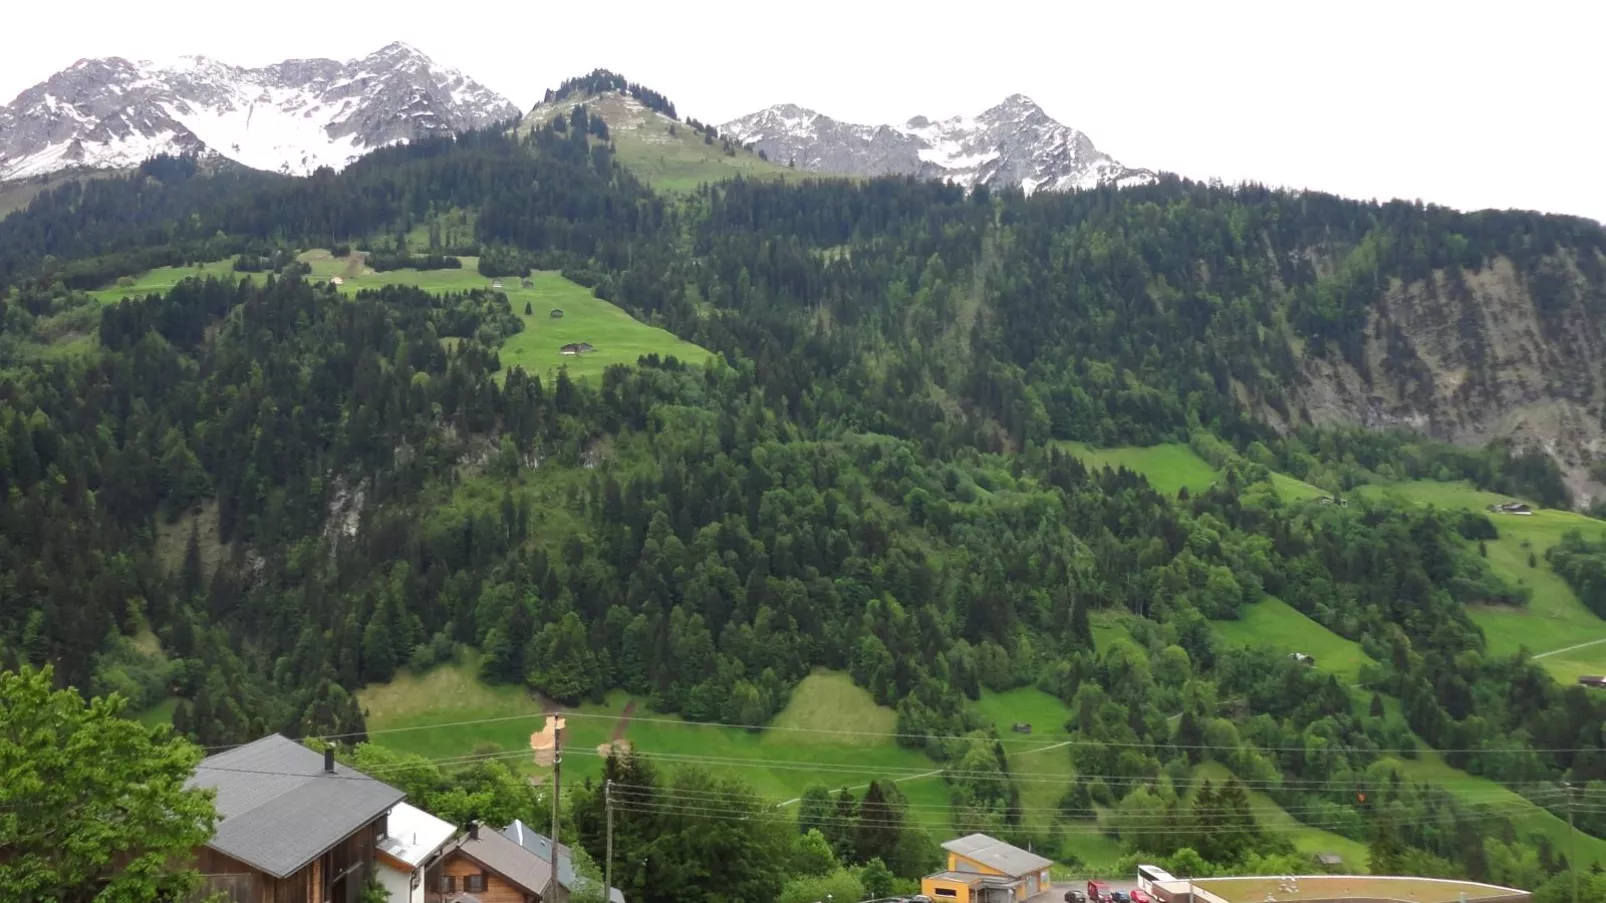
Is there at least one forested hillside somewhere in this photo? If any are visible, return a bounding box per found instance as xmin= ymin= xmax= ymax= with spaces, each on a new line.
xmin=3 ymin=92 xmax=1606 ymax=898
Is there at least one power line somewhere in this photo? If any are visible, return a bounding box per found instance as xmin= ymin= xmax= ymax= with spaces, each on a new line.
xmin=603 ymin=793 xmax=1554 ymax=829
xmin=555 ymin=744 xmax=1586 ymax=792
xmin=186 ymin=700 xmax=1606 ymax=758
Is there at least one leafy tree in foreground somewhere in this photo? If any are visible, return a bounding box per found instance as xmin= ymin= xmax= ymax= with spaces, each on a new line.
xmin=0 ymin=665 xmax=216 ymax=902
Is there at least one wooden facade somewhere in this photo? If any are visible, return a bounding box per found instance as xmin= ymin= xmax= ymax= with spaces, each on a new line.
xmin=424 ymin=847 xmax=565 ymax=903
xmin=193 ymin=814 xmax=384 ymax=903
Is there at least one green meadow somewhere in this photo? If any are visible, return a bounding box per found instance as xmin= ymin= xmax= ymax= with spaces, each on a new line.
xmin=1212 ymin=597 xmax=1376 ymax=684
xmin=522 ymin=91 xmax=817 ymax=194
xmin=1190 ymin=762 xmax=1370 ymax=866
xmin=87 ymin=258 xmax=243 ymax=306
xmin=1060 ymin=442 xmax=1325 ymax=503
xmin=1384 ymin=749 xmax=1606 ymax=867
xmin=495 ymin=272 xmax=713 ymax=383
xmin=1356 ymin=480 xmax=1606 ymax=680
xmin=1209 ymin=585 xmax=1606 ymax=866
xmin=610 ymin=124 xmax=811 ymax=194
xmin=358 ymin=665 xmax=955 ymax=826
xmin=84 ymin=253 xmax=712 ymax=384
xmin=1061 ymin=442 xmax=1220 ymax=497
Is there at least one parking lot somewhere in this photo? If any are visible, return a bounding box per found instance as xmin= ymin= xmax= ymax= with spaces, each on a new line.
xmin=1039 ymin=879 xmax=1142 ymax=902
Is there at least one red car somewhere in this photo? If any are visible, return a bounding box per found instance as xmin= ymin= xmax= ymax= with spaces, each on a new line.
xmin=1130 ymin=891 xmax=1152 ymax=903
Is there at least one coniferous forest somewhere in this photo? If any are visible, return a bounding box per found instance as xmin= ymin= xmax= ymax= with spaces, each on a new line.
xmin=3 ymin=100 xmax=1606 ymax=903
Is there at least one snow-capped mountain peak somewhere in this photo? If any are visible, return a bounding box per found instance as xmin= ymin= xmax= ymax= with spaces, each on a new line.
xmin=0 ymin=43 xmax=521 ymax=181
xmin=721 ymin=96 xmax=1153 ymax=195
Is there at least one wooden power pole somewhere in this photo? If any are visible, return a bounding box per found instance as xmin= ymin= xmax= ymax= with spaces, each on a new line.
xmin=605 ymin=778 xmax=614 ymax=903
xmin=1566 ymin=780 xmax=1579 ymax=903
xmin=543 ymin=715 xmax=566 ymax=903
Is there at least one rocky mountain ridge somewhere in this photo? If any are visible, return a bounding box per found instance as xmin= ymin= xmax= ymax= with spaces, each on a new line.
xmin=0 ymin=42 xmax=519 ymax=179
xmin=719 ymin=94 xmax=1154 ymax=193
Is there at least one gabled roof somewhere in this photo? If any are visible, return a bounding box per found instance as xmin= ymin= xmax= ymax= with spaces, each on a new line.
xmin=502 ymin=820 xmax=626 ymax=903
xmin=379 ymin=801 xmax=456 ymax=869
xmin=447 ymin=828 xmax=554 ymax=897
xmin=941 ymin=833 xmax=1053 ymax=877
xmin=188 ymin=734 xmax=405 ymax=879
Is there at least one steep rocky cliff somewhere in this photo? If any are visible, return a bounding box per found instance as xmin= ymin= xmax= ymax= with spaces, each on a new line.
xmin=1294 ymin=252 xmax=1606 ymax=501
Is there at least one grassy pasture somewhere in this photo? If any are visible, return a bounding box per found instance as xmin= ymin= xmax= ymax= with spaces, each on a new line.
xmin=1212 ymin=597 xmax=1376 ymax=684
xmin=1190 ymin=762 xmax=1369 ymax=866
xmin=1060 ymin=442 xmax=1325 ymax=503
xmin=85 ymin=255 xmax=712 ymax=384
xmin=1356 ymin=480 xmax=1606 ymax=679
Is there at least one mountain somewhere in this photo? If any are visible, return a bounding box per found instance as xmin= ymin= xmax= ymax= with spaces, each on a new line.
xmin=719 ymin=94 xmax=1154 ymax=194
xmin=7 ymin=107 xmax=1606 ymax=893
xmin=520 ymin=74 xmax=804 ymax=193
xmin=0 ymin=42 xmax=520 ymax=179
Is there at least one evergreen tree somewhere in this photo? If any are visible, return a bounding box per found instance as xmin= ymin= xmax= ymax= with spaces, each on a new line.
xmin=825 ymin=788 xmax=859 ymax=862
xmin=854 ymin=780 xmax=904 ymax=867
xmin=798 ymin=785 xmax=834 ymax=836
xmin=180 ymin=521 xmax=204 ymax=601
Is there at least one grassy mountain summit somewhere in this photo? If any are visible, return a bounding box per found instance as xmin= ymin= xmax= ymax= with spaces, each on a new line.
xmin=519 ymin=70 xmax=816 ymax=191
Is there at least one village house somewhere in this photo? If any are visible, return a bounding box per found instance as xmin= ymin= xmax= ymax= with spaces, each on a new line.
xmin=426 ymin=822 xmax=560 ymax=903
xmin=502 ymin=820 xmax=625 ymax=903
xmin=920 ymin=833 xmax=1053 ymax=903
xmin=187 ymin=734 xmax=406 ymax=903
xmin=559 ymin=342 xmax=594 ymax=356
xmin=376 ymin=802 xmax=457 ymax=903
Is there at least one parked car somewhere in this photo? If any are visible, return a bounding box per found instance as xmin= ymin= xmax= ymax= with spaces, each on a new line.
xmin=1111 ymin=892 xmax=1131 ymax=903
xmin=1064 ymin=892 xmax=1086 ymax=903
xmin=1131 ymin=891 xmax=1152 ymax=903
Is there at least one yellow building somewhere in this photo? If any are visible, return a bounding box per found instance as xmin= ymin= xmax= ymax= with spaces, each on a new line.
xmin=920 ymin=833 xmax=1054 ymax=903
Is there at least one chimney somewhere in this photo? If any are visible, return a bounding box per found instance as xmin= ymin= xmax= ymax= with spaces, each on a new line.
xmin=324 ymin=744 xmax=335 ymax=774
xmin=468 ymin=821 xmax=480 ymax=841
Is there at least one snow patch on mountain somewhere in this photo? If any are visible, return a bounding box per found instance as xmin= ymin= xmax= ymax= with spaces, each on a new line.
xmin=0 ymin=43 xmax=520 ymax=180
xmin=720 ymin=95 xmax=1153 ymax=194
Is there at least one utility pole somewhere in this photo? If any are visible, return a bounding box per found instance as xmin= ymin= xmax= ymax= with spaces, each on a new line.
xmin=605 ymin=778 xmax=614 ymax=903
xmin=1565 ymin=780 xmax=1578 ymax=903
xmin=544 ymin=715 xmax=566 ymax=903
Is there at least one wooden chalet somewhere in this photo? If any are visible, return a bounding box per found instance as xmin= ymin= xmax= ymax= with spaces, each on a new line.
xmin=187 ymin=734 xmax=406 ymax=903
xmin=426 ymin=823 xmax=562 ymax=903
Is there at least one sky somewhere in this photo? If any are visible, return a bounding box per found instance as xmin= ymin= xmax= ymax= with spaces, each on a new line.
xmin=2 ymin=0 xmax=1602 ymax=221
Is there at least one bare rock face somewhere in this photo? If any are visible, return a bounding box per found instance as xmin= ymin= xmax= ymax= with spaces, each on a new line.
xmin=0 ymin=42 xmax=520 ymax=179
xmin=720 ymin=94 xmax=1154 ymax=194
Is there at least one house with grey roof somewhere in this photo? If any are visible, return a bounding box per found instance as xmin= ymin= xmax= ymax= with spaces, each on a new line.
xmin=426 ymin=822 xmax=560 ymax=903
xmin=187 ymin=733 xmax=406 ymax=903
xmin=921 ymin=832 xmax=1054 ymax=902
xmin=502 ymin=819 xmax=625 ymax=903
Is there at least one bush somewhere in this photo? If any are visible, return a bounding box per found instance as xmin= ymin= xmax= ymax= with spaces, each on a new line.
xmin=777 ymin=869 xmax=863 ymax=903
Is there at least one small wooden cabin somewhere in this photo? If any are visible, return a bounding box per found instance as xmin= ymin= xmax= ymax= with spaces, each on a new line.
xmin=426 ymin=822 xmax=562 ymax=903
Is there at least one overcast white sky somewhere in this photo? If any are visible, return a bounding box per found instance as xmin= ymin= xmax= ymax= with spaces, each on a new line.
xmin=3 ymin=0 xmax=1601 ymax=221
